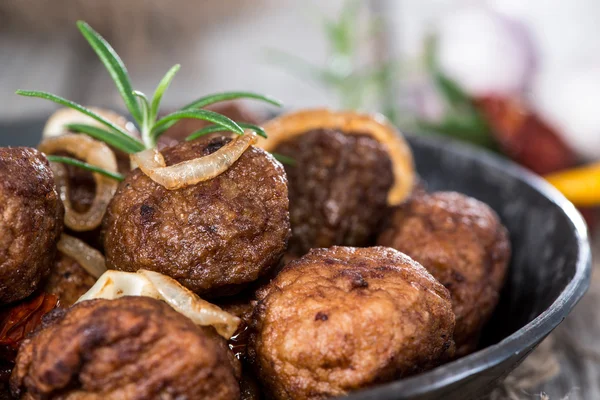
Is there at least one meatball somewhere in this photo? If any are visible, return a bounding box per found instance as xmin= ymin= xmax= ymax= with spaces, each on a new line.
xmin=249 ymin=246 xmax=455 ymax=399
xmin=104 ymin=136 xmax=290 ymax=297
xmin=273 ymin=129 xmax=394 ymax=257
xmin=0 ymin=147 xmax=64 ymax=304
xmin=10 ymin=296 xmax=240 ymax=400
xmin=377 ymin=191 xmax=511 ymax=356
xmin=44 ymin=252 xmax=96 ymax=307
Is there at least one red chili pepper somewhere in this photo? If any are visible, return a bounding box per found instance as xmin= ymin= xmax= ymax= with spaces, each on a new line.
xmin=0 ymin=292 xmax=58 ymax=362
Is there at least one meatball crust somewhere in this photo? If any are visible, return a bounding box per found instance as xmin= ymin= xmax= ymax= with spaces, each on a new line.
xmin=377 ymin=191 xmax=511 ymax=356
xmin=10 ymin=297 xmax=240 ymax=400
xmin=104 ymin=137 xmax=290 ymax=297
xmin=44 ymin=252 xmax=96 ymax=308
xmin=273 ymin=129 xmax=394 ymax=257
xmin=249 ymin=246 xmax=455 ymax=400
xmin=0 ymin=147 xmax=64 ymax=304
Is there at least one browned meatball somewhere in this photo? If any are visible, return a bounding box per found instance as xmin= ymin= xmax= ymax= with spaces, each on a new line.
xmin=10 ymin=296 xmax=240 ymax=399
xmin=377 ymin=191 xmax=511 ymax=356
xmin=44 ymin=252 xmax=96 ymax=308
xmin=273 ymin=129 xmax=394 ymax=258
xmin=0 ymin=148 xmax=64 ymax=304
xmin=104 ymin=136 xmax=290 ymax=297
xmin=248 ymin=246 xmax=455 ymax=400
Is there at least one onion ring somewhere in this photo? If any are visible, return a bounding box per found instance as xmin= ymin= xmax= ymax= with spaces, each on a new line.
xmin=39 ymin=134 xmax=119 ymax=231
xmin=259 ymin=109 xmax=415 ymax=205
xmin=77 ymin=270 xmax=241 ymax=339
xmin=43 ymin=107 xmax=137 ymax=139
xmin=131 ymin=132 xmax=258 ymax=190
xmin=57 ymin=234 xmax=107 ymax=278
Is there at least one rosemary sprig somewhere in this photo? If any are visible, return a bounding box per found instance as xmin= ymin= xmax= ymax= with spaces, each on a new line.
xmin=77 ymin=21 xmax=142 ymax=124
xmin=18 ymin=20 xmax=282 ymax=180
xmin=266 ymin=0 xmax=389 ymax=111
xmin=47 ymin=155 xmax=125 ymax=181
xmin=186 ymin=123 xmax=267 ymax=141
xmin=417 ymin=36 xmax=493 ymax=148
xmin=66 ymin=123 xmax=145 ymax=153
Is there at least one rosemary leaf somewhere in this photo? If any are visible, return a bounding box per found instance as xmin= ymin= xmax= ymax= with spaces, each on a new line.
xmin=16 ymin=90 xmax=139 ymax=142
xmin=133 ymin=91 xmax=150 ymax=121
xmin=185 ymin=126 xmax=226 ymax=141
xmin=151 ymin=64 xmax=180 ymax=123
xmin=47 ymin=155 xmax=124 ymax=181
xmin=133 ymin=91 xmax=153 ymax=147
xmin=237 ymin=123 xmax=267 ymax=138
xmin=152 ymin=109 xmax=244 ymax=140
xmin=183 ymin=91 xmax=282 ymax=110
xmin=67 ymin=123 xmax=145 ymax=154
xmin=76 ymin=21 xmax=142 ymax=124
xmin=271 ymin=152 xmax=296 ymax=166
xmin=186 ymin=122 xmax=267 ymax=142
xmin=152 ymin=91 xmax=282 ymax=138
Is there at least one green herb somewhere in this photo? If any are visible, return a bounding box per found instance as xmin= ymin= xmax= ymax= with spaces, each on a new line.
xmin=271 ymin=153 xmax=296 ymax=166
xmin=186 ymin=123 xmax=267 ymax=141
xmin=266 ymin=0 xmax=392 ymax=111
xmin=17 ymin=21 xmax=282 ymax=178
xmin=47 ymin=155 xmax=125 ymax=181
xmin=77 ymin=21 xmax=142 ymax=124
xmin=418 ymin=36 xmax=493 ymax=148
xmin=66 ymin=123 xmax=145 ymax=153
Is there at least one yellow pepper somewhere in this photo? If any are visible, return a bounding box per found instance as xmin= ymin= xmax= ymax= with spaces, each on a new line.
xmin=545 ymin=162 xmax=600 ymax=207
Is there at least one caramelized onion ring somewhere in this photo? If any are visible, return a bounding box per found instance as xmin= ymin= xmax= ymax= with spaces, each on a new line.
xmin=131 ymin=132 xmax=258 ymax=190
xmin=57 ymin=234 xmax=107 ymax=278
xmin=39 ymin=134 xmax=119 ymax=231
xmin=77 ymin=270 xmax=241 ymax=339
xmin=259 ymin=109 xmax=415 ymax=205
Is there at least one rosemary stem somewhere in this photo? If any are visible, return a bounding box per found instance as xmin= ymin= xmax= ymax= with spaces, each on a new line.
xmin=141 ymin=126 xmax=154 ymax=149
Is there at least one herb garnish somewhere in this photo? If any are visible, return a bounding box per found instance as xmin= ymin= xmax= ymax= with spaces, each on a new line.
xmin=17 ymin=21 xmax=281 ymax=177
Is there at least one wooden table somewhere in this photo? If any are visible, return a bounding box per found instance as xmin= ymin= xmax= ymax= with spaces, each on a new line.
xmin=490 ymin=229 xmax=599 ymax=400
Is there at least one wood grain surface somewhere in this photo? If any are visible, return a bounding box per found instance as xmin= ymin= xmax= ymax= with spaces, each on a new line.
xmin=490 ymin=229 xmax=599 ymax=400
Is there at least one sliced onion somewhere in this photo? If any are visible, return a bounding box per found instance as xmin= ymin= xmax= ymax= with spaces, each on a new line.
xmin=139 ymin=270 xmax=241 ymax=339
xmin=77 ymin=270 xmax=241 ymax=339
xmin=57 ymin=234 xmax=107 ymax=278
xmin=43 ymin=107 xmax=137 ymax=139
xmin=132 ymin=132 xmax=258 ymax=190
xmin=77 ymin=270 xmax=161 ymax=301
xmin=39 ymin=134 xmax=119 ymax=231
xmin=260 ymin=109 xmax=415 ymax=205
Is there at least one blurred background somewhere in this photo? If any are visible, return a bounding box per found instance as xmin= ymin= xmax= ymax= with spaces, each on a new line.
xmin=0 ymin=1 xmax=599 ymax=398
xmin=1 ymin=0 xmax=599 ymax=221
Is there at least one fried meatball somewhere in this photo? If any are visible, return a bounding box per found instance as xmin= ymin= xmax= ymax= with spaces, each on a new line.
xmin=44 ymin=252 xmax=96 ymax=307
xmin=104 ymin=136 xmax=290 ymax=297
xmin=10 ymin=296 xmax=240 ymax=400
xmin=249 ymin=246 xmax=455 ymax=399
xmin=273 ymin=129 xmax=394 ymax=257
xmin=0 ymin=147 xmax=64 ymax=304
xmin=377 ymin=191 xmax=511 ymax=356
